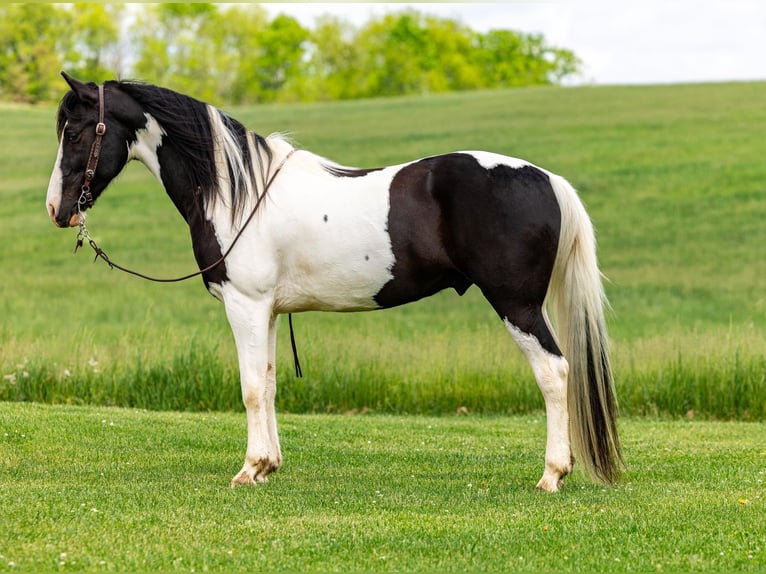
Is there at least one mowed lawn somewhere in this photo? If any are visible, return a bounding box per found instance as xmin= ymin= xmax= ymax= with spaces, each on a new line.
xmin=1 ymin=402 xmax=764 ymax=572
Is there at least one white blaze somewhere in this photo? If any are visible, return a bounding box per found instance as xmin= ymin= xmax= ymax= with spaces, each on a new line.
xmin=46 ymin=130 xmax=65 ymax=221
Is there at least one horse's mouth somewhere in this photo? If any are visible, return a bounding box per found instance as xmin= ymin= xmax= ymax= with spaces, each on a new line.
xmin=67 ymin=212 xmax=84 ymax=228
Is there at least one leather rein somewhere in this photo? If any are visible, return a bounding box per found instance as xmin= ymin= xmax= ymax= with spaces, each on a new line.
xmin=72 ymin=84 xmax=302 ymax=376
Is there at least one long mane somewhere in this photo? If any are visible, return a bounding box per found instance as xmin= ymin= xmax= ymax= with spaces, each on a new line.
xmin=110 ymin=80 xmax=274 ymax=221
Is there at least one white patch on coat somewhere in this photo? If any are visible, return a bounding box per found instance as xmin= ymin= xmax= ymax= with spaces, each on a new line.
xmin=127 ymin=114 xmax=165 ymax=181
xmin=461 ymin=151 xmax=532 ymax=171
xmin=46 ymin=128 xmax=65 ymax=219
xmin=201 ymin=121 xmax=402 ymax=312
xmin=504 ymin=319 xmax=567 ymax=388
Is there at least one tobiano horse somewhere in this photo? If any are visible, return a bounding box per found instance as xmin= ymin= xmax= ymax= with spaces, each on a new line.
xmin=46 ymin=73 xmax=622 ymax=491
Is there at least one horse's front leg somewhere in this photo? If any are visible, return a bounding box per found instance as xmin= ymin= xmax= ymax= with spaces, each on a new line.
xmin=223 ymin=288 xmax=282 ymax=486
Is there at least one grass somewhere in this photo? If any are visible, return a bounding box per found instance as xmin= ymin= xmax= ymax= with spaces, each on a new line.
xmin=2 ymin=82 xmax=764 ymax=573
xmin=2 ymin=322 xmax=764 ymax=419
xmin=1 ymin=82 xmax=765 ymax=417
xmin=1 ymin=402 xmax=764 ymax=571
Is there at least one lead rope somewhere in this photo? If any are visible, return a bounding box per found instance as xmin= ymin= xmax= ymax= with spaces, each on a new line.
xmin=74 ymin=140 xmax=302 ymax=375
xmin=288 ymin=314 xmax=303 ymax=378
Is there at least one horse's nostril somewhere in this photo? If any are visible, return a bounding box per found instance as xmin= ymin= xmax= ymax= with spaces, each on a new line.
xmin=48 ymin=203 xmax=56 ymax=222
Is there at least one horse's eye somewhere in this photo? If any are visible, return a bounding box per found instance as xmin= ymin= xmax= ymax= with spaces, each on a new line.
xmin=66 ymin=130 xmax=81 ymax=143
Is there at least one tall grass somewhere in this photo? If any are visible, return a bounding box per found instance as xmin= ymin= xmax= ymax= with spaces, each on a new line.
xmin=617 ymin=327 xmax=766 ymax=420
xmin=2 ymin=314 xmax=763 ymax=419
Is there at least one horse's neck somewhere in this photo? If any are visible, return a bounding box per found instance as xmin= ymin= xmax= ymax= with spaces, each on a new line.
xmin=139 ymin=120 xmax=296 ymax=233
xmin=153 ymin=144 xmax=205 ymax=225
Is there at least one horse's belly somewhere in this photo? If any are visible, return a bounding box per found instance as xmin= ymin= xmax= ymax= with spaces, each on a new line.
xmin=269 ymin=175 xmax=397 ymax=312
xmin=273 ymin=228 xmax=394 ymax=312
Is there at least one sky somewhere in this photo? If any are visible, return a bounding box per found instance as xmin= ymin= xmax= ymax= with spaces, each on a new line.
xmin=262 ymin=1 xmax=766 ymax=86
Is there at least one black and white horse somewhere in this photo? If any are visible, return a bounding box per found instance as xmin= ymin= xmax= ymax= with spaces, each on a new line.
xmin=47 ymin=73 xmax=621 ymax=491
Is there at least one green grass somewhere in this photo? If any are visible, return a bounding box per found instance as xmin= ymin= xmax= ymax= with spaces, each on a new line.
xmin=1 ymin=82 xmax=765 ymax=417
xmin=1 ymin=402 xmax=764 ymax=571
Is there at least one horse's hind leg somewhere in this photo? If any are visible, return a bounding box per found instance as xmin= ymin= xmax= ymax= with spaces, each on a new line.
xmin=501 ymin=307 xmax=572 ymax=492
xmin=479 ymin=284 xmax=571 ymax=491
xmin=456 ymin=236 xmax=572 ymax=490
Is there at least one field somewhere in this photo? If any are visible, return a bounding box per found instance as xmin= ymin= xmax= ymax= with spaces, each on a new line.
xmin=1 ymin=82 xmax=765 ymax=572
xmin=1 ymin=82 xmax=764 ymax=418
xmin=1 ymin=402 xmax=764 ymax=571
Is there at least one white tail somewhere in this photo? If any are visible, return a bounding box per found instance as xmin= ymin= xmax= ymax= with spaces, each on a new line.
xmin=547 ymin=174 xmax=622 ymax=484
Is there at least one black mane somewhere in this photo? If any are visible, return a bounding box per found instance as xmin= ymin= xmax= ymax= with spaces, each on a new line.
xmin=112 ymin=80 xmax=218 ymax=203
xmin=116 ymin=81 xmax=273 ymax=221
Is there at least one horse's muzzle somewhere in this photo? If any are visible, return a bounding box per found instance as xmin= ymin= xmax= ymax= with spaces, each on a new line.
xmin=49 ymin=203 xmax=82 ymax=228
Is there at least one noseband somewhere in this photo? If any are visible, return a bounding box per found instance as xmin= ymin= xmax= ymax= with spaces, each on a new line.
xmin=78 ymin=84 xmax=106 ymax=211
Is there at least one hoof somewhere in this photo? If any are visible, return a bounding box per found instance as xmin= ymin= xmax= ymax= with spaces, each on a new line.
xmin=230 ymin=458 xmax=280 ymax=487
xmin=535 ymin=476 xmax=564 ymax=492
xmin=535 ymin=455 xmax=573 ymax=492
xmin=536 ymin=464 xmax=571 ymax=492
xmin=230 ymin=469 xmax=270 ymax=487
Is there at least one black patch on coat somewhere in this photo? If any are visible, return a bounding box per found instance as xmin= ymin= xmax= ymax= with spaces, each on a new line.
xmin=156 ymin=145 xmax=228 ymax=288
xmin=113 ymin=83 xmax=230 ymax=288
xmin=375 ymin=153 xmax=562 ymax=356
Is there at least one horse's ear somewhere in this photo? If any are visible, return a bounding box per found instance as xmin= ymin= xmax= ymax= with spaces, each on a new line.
xmin=61 ymin=71 xmax=98 ymax=104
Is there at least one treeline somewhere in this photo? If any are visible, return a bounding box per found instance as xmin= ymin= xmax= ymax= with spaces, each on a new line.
xmin=0 ymin=4 xmax=580 ymax=105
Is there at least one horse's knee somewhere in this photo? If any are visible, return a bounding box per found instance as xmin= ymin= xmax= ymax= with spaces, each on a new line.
xmin=241 ymin=378 xmax=268 ymax=410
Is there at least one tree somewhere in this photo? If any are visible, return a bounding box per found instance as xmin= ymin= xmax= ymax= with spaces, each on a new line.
xmin=357 ymin=11 xmax=432 ymax=97
xmin=132 ymin=3 xmax=225 ymax=104
xmin=253 ymin=14 xmax=309 ymax=102
xmin=218 ymin=5 xmax=270 ymax=105
xmin=1 ymin=4 xmax=581 ymax=104
xmin=417 ymin=15 xmax=482 ymax=92
xmin=476 ymin=30 xmax=581 ymax=87
xmin=305 ymin=15 xmax=366 ymax=101
xmin=0 ymin=4 xmax=70 ymax=103
xmin=65 ymin=4 xmax=124 ymax=82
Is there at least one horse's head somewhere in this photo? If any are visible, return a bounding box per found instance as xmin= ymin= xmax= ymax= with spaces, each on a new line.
xmin=46 ymin=72 xmax=148 ymax=228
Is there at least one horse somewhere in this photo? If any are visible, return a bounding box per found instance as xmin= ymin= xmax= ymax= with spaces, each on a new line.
xmin=46 ymin=72 xmax=622 ymax=492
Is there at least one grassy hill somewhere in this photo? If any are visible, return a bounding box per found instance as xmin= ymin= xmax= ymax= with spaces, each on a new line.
xmin=1 ymin=82 xmax=764 ymax=418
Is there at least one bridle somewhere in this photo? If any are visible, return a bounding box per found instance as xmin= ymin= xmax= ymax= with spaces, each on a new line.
xmin=77 ymin=84 xmax=106 ymax=211
xmin=71 ymin=83 xmax=302 ymax=376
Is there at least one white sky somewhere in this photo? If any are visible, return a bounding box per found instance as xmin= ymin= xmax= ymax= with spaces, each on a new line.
xmin=262 ymin=1 xmax=766 ymax=85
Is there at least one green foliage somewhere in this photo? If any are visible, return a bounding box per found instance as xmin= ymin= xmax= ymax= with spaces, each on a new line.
xmin=1 ymin=3 xmax=580 ymax=105
xmin=477 ymin=30 xmax=580 ymax=86
xmin=305 ymin=16 xmax=366 ymax=101
xmin=0 ymin=4 xmax=71 ymax=103
xmin=66 ymin=4 xmax=123 ymax=83
xmin=132 ymin=3 xmax=223 ymax=104
xmin=254 ymin=14 xmax=311 ymax=102
xmin=1 ymin=403 xmax=764 ymax=571
xmin=0 ymin=4 xmax=125 ymax=103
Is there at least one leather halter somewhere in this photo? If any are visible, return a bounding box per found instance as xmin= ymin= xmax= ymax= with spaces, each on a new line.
xmin=78 ymin=84 xmax=106 ymax=210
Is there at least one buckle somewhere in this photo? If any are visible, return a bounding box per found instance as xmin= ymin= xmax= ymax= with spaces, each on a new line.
xmin=95 ymin=122 xmax=106 ymax=136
